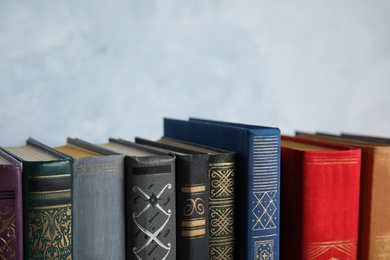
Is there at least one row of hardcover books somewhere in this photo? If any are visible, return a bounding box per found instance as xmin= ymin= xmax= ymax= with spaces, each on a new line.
xmin=0 ymin=117 xmax=389 ymax=259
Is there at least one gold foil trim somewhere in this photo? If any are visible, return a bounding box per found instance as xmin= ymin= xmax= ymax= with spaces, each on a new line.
xmin=182 ymin=228 xmax=206 ymax=237
xmin=29 ymin=189 xmax=71 ymax=200
xmin=181 ymin=185 xmax=205 ymax=193
xmin=181 ymin=219 xmax=206 ymax=227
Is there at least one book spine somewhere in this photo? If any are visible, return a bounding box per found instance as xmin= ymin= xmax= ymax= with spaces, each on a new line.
xmin=126 ymin=156 xmax=176 ymax=260
xmin=208 ymin=153 xmax=235 ymax=260
xmin=176 ymin=154 xmax=210 ymax=260
xmin=249 ymin=134 xmax=280 ymax=260
xmin=367 ymin=149 xmax=390 ymax=259
xmin=23 ymin=160 xmax=73 ymax=259
xmin=0 ymin=163 xmax=23 ymax=260
xmin=302 ymin=153 xmax=360 ymax=259
xmin=163 ymin=119 xmax=281 ymax=259
xmin=72 ymin=156 xmax=126 ymax=259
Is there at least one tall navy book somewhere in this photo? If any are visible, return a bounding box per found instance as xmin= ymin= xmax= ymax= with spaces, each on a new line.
xmin=164 ymin=118 xmax=281 ymax=260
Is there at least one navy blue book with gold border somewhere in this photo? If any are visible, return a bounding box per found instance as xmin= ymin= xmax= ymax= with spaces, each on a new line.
xmin=164 ymin=118 xmax=281 ymax=260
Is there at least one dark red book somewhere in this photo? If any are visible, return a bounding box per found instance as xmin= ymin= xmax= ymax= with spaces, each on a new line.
xmin=280 ymin=136 xmax=361 ymax=260
xmin=0 ymin=150 xmax=23 ymax=260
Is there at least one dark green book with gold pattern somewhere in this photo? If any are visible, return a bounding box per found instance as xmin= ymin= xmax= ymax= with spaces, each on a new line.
xmin=2 ymin=138 xmax=73 ymax=260
xmin=157 ymin=137 xmax=236 ymax=260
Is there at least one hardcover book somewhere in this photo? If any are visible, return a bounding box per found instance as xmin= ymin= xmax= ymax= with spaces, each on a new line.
xmin=134 ymin=137 xmax=210 ymax=260
xmin=280 ymin=135 xmax=361 ymax=259
xmin=55 ymin=138 xmax=126 ymax=260
xmin=1 ymin=138 xmax=73 ymax=260
xmin=0 ymin=150 xmax=23 ymax=260
xmin=163 ymin=118 xmax=281 ymax=260
xmin=157 ymin=137 xmax=236 ymax=260
xmin=98 ymin=138 xmax=177 ymax=260
xmin=296 ymin=132 xmax=390 ymax=259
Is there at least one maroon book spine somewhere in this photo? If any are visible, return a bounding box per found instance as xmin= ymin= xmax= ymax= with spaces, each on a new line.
xmin=0 ymin=150 xmax=23 ymax=260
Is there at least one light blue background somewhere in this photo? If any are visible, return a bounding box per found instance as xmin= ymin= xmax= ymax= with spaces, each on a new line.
xmin=1 ymin=1 xmax=390 ymax=146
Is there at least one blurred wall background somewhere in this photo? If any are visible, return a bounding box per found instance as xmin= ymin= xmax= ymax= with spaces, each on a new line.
xmin=1 ymin=0 xmax=390 ymax=146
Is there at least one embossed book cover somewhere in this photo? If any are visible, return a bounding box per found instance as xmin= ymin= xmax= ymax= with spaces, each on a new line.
xmin=2 ymin=138 xmax=73 ymax=260
xmin=134 ymin=137 xmax=210 ymax=260
xmin=164 ymin=118 xmax=280 ymax=260
xmin=280 ymin=135 xmax=361 ymax=260
xmin=99 ymin=138 xmax=177 ymax=260
xmin=0 ymin=150 xmax=23 ymax=260
xmin=296 ymin=132 xmax=390 ymax=259
xmin=156 ymin=137 xmax=236 ymax=260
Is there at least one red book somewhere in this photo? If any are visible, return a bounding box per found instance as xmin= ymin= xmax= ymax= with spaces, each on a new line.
xmin=0 ymin=150 xmax=23 ymax=260
xmin=280 ymin=136 xmax=361 ymax=260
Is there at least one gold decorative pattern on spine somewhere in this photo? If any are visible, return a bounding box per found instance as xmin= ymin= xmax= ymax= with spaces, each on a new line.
xmin=251 ymin=191 xmax=277 ymax=231
xmin=376 ymin=235 xmax=390 ymax=259
xmin=209 ymin=162 xmax=235 ymax=259
xmin=182 ymin=219 xmax=206 ymax=227
xmin=181 ymin=184 xmax=207 ymax=238
xmin=182 ymin=217 xmax=206 ymax=238
xmin=307 ymin=239 xmax=357 ymax=259
xmin=0 ymin=207 xmax=16 ymax=259
xmin=254 ymin=240 xmax=274 ymax=260
xmin=181 ymin=185 xmax=206 ymax=193
xmin=28 ymin=205 xmax=72 ymax=259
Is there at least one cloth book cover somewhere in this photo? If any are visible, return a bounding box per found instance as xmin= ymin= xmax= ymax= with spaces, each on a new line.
xmin=1 ymin=138 xmax=73 ymax=260
xmin=98 ymin=138 xmax=177 ymax=260
xmin=280 ymin=135 xmax=361 ymax=259
xmin=296 ymin=132 xmax=390 ymax=259
xmin=55 ymin=138 xmax=126 ymax=260
xmin=0 ymin=150 xmax=23 ymax=260
xmin=163 ymin=118 xmax=281 ymax=260
xmin=134 ymin=137 xmax=210 ymax=260
xmin=157 ymin=137 xmax=236 ymax=260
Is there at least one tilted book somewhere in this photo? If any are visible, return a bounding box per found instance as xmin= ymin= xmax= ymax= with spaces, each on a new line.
xmin=296 ymin=132 xmax=390 ymax=259
xmin=55 ymin=138 xmax=126 ymax=260
xmin=134 ymin=137 xmax=210 ymax=260
xmin=98 ymin=138 xmax=177 ymax=260
xmin=157 ymin=137 xmax=236 ymax=260
xmin=1 ymin=138 xmax=73 ymax=260
xmin=280 ymin=135 xmax=361 ymax=259
xmin=0 ymin=150 xmax=23 ymax=260
xmin=163 ymin=118 xmax=281 ymax=260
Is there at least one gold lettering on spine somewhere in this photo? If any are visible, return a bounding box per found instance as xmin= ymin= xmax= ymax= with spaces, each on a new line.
xmin=181 ymin=185 xmax=206 ymax=238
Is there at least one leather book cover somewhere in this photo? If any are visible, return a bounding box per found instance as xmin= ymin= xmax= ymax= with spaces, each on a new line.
xmin=163 ymin=118 xmax=281 ymax=260
xmin=2 ymin=138 xmax=73 ymax=260
xmin=280 ymin=135 xmax=361 ymax=259
xmin=296 ymin=132 xmax=390 ymax=259
xmin=0 ymin=150 xmax=23 ymax=260
xmin=55 ymin=138 xmax=127 ymax=260
xmin=157 ymin=137 xmax=236 ymax=260
xmin=98 ymin=138 xmax=177 ymax=260
xmin=134 ymin=137 xmax=210 ymax=260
